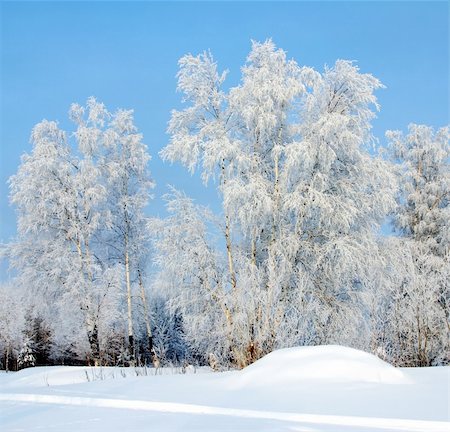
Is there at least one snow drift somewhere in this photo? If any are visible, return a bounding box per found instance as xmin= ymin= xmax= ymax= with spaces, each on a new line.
xmin=235 ymin=345 xmax=410 ymax=386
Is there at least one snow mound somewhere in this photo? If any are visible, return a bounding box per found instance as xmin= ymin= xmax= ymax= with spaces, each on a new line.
xmin=235 ymin=345 xmax=409 ymax=387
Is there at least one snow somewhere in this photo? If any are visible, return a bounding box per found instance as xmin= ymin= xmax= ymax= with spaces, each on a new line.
xmin=1 ymin=346 xmax=448 ymax=432
xmin=233 ymin=345 xmax=410 ymax=386
xmin=0 ymin=364 xmax=208 ymax=388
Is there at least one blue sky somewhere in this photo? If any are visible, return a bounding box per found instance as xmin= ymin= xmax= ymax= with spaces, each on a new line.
xmin=0 ymin=1 xmax=448 ymax=278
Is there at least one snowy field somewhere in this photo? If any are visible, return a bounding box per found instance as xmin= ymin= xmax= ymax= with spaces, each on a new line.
xmin=0 ymin=346 xmax=448 ymax=432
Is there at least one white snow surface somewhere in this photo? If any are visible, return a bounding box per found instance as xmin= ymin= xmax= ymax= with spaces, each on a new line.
xmin=233 ymin=345 xmax=410 ymax=386
xmin=0 ymin=345 xmax=448 ymax=432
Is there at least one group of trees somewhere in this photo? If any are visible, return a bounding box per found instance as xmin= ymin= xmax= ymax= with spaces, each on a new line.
xmin=2 ymin=98 xmax=157 ymax=368
xmin=1 ymin=40 xmax=448 ymax=371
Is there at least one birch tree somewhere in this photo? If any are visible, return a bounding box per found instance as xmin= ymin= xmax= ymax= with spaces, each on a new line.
xmin=160 ymin=40 xmax=398 ymax=367
xmin=0 ymin=282 xmax=25 ymax=371
xmin=100 ymin=108 xmax=154 ymax=363
xmin=161 ymin=50 xmax=237 ymax=292
xmin=149 ymin=189 xmax=228 ymax=364
xmin=384 ymin=125 xmax=449 ymax=365
xmin=279 ymin=59 xmax=397 ymax=347
xmin=9 ymin=101 xmax=123 ymax=365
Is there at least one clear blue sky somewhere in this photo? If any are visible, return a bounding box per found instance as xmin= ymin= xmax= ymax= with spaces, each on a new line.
xmin=0 ymin=1 xmax=448 ymax=278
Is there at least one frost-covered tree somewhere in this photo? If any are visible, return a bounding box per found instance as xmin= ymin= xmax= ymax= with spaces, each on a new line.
xmin=71 ymin=100 xmax=154 ymax=363
xmin=387 ymin=124 xmax=449 ymax=256
xmin=24 ymin=312 xmax=52 ymax=366
xmin=17 ymin=337 xmax=36 ymax=370
xmin=150 ymin=295 xmax=188 ymax=366
xmin=162 ymin=49 xmax=237 ymax=293
xmin=160 ymin=40 xmax=398 ymax=367
xmin=149 ymin=189 xmax=229 ymax=364
xmin=8 ymin=98 xmax=154 ymax=365
xmin=279 ymin=58 xmax=397 ymax=348
xmin=0 ymin=282 xmax=25 ymax=371
xmin=135 ymin=252 xmax=157 ymax=364
xmin=383 ymin=125 xmax=449 ymax=365
xmin=378 ymin=238 xmax=449 ymax=366
xmin=8 ymin=118 xmax=106 ymax=362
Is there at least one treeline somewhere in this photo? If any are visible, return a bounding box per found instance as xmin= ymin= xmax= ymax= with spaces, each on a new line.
xmin=1 ymin=40 xmax=448 ymax=371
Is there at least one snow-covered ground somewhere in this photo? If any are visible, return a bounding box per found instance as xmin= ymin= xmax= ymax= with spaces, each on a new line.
xmin=0 ymin=346 xmax=448 ymax=432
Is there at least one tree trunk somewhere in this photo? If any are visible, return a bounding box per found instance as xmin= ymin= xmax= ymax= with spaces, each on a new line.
xmin=224 ymin=214 xmax=236 ymax=290
xmin=138 ymin=269 xmax=154 ymax=361
xmin=251 ymin=229 xmax=257 ymax=266
xmin=75 ymin=237 xmax=101 ymax=366
xmin=88 ymin=324 xmax=100 ymax=366
xmin=271 ymin=150 xmax=280 ymax=244
xmin=221 ymin=160 xmax=236 ymax=291
xmin=5 ymin=344 xmax=9 ymax=372
xmin=124 ymin=243 xmax=135 ymax=365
